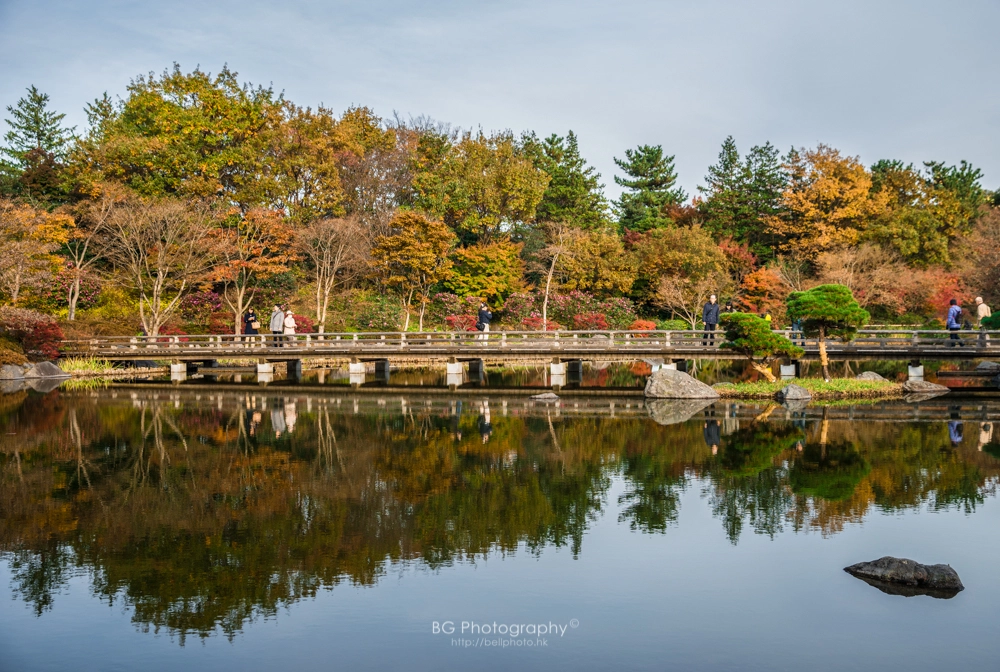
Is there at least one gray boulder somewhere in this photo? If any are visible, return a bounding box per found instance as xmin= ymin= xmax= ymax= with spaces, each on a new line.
xmin=0 ymin=364 xmax=25 ymax=380
xmin=0 ymin=379 xmax=26 ymax=394
xmin=844 ymin=556 xmax=963 ymax=598
xmin=903 ymin=379 xmax=949 ymax=394
xmin=776 ymin=383 xmax=811 ymax=402
xmin=975 ymin=361 xmax=1000 ymax=371
xmin=644 ymin=369 xmax=719 ymax=399
xmin=26 ymin=377 xmax=65 ymax=393
xmin=531 ymin=392 xmax=560 ymax=401
xmin=24 ymin=361 xmax=69 ymax=379
xmin=856 ymin=371 xmax=887 ymax=381
xmin=646 ymin=398 xmax=715 ymax=425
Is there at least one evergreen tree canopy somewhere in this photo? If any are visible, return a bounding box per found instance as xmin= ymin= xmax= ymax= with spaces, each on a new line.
xmin=786 ymin=284 xmax=869 ymax=341
xmin=613 ymin=144 xmax=685 ymax=233
xmin=720 ymin=312 xmax=803 ymax=381
xmin=522 ymin=130 xmax=608 ymax=229
xmin=2 ymin=85 xmax=75 ymax=164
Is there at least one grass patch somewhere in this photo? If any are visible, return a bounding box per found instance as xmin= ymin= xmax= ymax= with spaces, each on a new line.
xmin=715 ymin=378 xmax=902 ymax=400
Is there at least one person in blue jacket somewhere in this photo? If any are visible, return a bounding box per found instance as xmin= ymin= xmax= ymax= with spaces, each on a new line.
xmin=946 ymin=299 xmax=963 ymax=346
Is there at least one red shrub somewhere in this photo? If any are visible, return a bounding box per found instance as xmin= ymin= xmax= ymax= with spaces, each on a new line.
xmin=156 ymin=324 xmax=190 ymax=343
xmin=292 ymin=313 xmax=315 ymax=333
xmin=629 ymin=319 xmax=657 ymax=331
xmin=446 ymin=314 xmax=479 ymax=331
xmin=522 ymin=316 xmax=563 ymax=331
xmin=572 ymin=312 xmax=609 ymax=330
xmin=0 ymin=307 xmax=63 ymax=361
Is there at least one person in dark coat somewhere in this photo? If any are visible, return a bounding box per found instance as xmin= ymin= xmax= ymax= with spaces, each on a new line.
xmin=704 ymin=419 xmax=721 ymax=455
xmin=243 ymin=308 xmax=259 ymax=342
xmin=477 ymin=301 xmax=492 ymax=341
xmin=702 ymin=294 xmax=720 ymax=346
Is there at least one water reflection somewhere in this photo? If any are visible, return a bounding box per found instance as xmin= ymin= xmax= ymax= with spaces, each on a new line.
xmin=1 ymin=388 xmax=998 ymax=643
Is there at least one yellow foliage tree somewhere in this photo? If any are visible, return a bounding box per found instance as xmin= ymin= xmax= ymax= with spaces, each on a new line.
xmin=0 ymin=199 xmax=73 ymax=306
xmin=443 ymin=241 xmax=525 ymax=306
xmin=370 ymin=211 xmax=455 ymax=331
xmin=558 ymin=228 xmax=637 ymax=296
xmin=766 ymin=145 xmax=888 ymax=258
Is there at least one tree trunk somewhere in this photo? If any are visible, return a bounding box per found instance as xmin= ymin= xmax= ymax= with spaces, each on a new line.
xmin=542 ymin=253 xmax=558 ymax=331
xmin=402 ymin=289 xmax=413 ymax=332
xmin=68 ymin=274 xmax=81 ymax=321
xmin=751 ymin=361 xmax=777 ymax=383
xmin=818 ymin=327 xmax=830 ymax=381
xmin=418 ymin=297 xmax=427 ymax=332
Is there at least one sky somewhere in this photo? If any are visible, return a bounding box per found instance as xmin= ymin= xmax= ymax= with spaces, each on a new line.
xmin=1 ymin=0 xmax=997 ymax=198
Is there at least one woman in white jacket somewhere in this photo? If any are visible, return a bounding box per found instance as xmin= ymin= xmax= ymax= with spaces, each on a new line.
xmin=282 ymin=310 xmax=297 ymax=346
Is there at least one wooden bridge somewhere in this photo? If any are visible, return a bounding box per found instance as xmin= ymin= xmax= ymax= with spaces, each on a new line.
xmin=62 ymin=329 xmax=1000 ymax=365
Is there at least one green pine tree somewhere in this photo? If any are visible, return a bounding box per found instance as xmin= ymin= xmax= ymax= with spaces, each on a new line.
xmin=523 ymin=130 xmax=609 ymax=229
xmin=613 ymin=144 xmax=685 ymax=233
xmin=699 ymin=137 xmax=785 ymax=257
xmin=1 ymin=85 xmax=75 ymax=201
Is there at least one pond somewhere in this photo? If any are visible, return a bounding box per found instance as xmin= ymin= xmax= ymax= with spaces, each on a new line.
xmin=1 ymin=386 xmax=999 ymax=671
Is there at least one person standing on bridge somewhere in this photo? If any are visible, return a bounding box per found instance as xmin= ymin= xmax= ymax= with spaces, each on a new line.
xmin=702 ymin=294 xmax=720 ymax=346
xmin=976 ymin=296 xmax=992 ymax=345
xmin=283 ymin=309 xmax=297 ymax=346
xmin=243 ymin=308 xmax=259 ymax=343
xmin=947 ymin=298 xmax=963 ymax=346
xmin=269 ymin=305 xmax=284 ymax=347
xmin=477 ymin=301 xmax=492 ymax=341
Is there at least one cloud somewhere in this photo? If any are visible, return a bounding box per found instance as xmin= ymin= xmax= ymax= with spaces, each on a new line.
xmin=2 ymin=0 xmax=998 ymax=197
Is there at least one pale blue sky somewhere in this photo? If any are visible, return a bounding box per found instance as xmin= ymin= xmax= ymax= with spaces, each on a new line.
xmin=1 ymin=0 xmax=997 ymax=197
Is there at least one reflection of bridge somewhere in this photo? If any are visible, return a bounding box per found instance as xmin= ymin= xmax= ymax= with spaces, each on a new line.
xmin=63 ymin=329 xmax=1000 ymax=366
xmin=101 ymin=385 xmax=1000 ymax=424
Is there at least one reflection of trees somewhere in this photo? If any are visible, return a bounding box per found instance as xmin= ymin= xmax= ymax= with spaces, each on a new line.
xmin=2 ymin=390 xmax=1000 ymax=641
xmin=707 ymin=424 xmax=801 ymax=543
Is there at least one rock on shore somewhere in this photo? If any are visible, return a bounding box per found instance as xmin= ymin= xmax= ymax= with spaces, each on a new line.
xmin=0 ymin=362 xmax=69 ymax=380
xmin=776 ymin=383 xmax=811 ymax=402
xmin=856 ymin=371 xmax=887 ymax=381
xmin=644 ymin=369 xmax=719 ymax=399
xmin=902 ymin=379 xmax=949 ymax=395
xmin=844 ymin=556 xmax=964 ymax=597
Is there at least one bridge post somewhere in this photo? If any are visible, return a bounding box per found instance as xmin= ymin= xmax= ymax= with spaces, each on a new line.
xmin=287 ymin=360 xmax=303 ymax=379
xmin=256 ymin=362 xmax=274 ymax=385
xmin=446 ymin=358 xmax=464 ymax=388
xmin=907 ymin=360 xmax=924 ymax=381
xmin=779 ymin=360 xmax=798 ymax=379
xmin=468 ymin=359 xmax=485 ymax=382
xmin=170 ymin=362 xmax=186 ymax=382
xmin=550 ymin=358 xmax=566 ymax=390
xmin=671 ymin=359 xmax=688 ymax=373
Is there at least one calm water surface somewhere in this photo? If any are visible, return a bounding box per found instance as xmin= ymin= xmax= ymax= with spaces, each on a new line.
xmin=2 ymin=385 xmax=999 ymax=671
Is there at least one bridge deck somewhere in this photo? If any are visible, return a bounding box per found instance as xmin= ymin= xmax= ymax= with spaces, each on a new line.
xmin=61 ymin=329 xmax=1000 ymax=363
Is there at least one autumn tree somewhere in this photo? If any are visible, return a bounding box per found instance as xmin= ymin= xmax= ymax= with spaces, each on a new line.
xmin=631 ymin=226 xmax=732 ymax=328
xmin=71 ymin=65 xmax=285 ymax=205
xmin=213 ymin=209 xmax=297 ymax=335
xmin=63 ymin=183 xmax=128 ymax=320
xmin=101 ymin=196 xmax=216 ymax=336
xmin=721 ymin=312 xmax=803 ymax=382
xmin=522 ymin=130 xmax=609 ymax=229
xmin=766 ymin=145 xmax=888 ymax=258
xmin=813 ymin=243 xmax=908 ymax=314
xmin=614 ymin=145 xmax=686 ymax=233
xmin=442 ymin=242 xmax=524 ymax=306
xmin=1 ymin=86 xmax=75 ymax=202
xmin=415 ymin=130 xmax=549 ymax=245
xmin=786 ymin=284 xmax=869 ymax=381
xmin=370 ymin=211 xmax=455 ymax=331
xmin=558 ymin=228 xmax=637 ymax=297
xmin=295 ymin=216 xmax=368 ymax=333
xmin=0 ymin=199 xmax=73 ymax=305
xmin=736 ymin=267 xmax=791 ymax=323
xmin=532 ymin=222 xmax=580 ymax=331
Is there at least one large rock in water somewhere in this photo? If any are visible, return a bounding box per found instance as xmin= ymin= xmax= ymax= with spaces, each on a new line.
xmin=23 ymin=361 xmax=69 ymax=379
xmin=644 ymin=369 xmax=719 ymax=399
xmin=903 ymin=379 xmax=949 ymax=394
xmin=856 ymin=371 xmax=887 ymax=381
xmin=844 ymin=556 xmax=964 ymax=598
xmin=646 ymin=398 xmax=715 ymax=425
xmin=975 ymin=361 xmax=1000 ymax=372
xmin=776 ymin=383 xmax=811 ymax=401
xmin=0 ymin=364 xmax=25 ymax=380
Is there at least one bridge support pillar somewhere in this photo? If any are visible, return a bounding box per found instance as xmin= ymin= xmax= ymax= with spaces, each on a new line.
xmin=287 ymin=360 xmax=303 ymax=379
xmin=170 ymin=363 xmax=187 ymax=382
xmin=468 ymin=359 xmax=485 ymax=383
xmin=908 ymin=361 xmax=924 ymax=381
xmin=349 ymin=361 xmax=366 ymax=375
xmin=672 ymin=359 xmax=688 ymax=373
xmin=375 ymin=359 xmax=391 ymax=383
xmin=779 ymin=361 xmax=798 ymax=379
xmin=446 ymin=361 xmax=464 ymax=375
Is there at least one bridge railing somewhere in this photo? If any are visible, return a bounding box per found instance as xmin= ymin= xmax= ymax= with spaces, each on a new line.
xmin=59 ymin=328 xmax=1000 ymax=355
